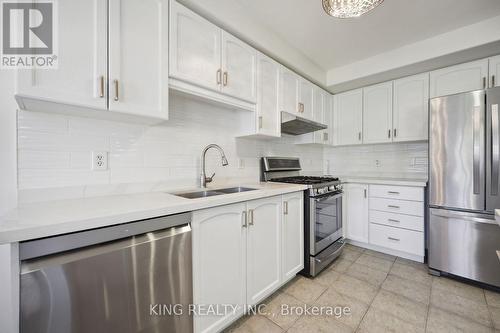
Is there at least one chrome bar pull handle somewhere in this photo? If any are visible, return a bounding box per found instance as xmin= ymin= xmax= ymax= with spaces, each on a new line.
xmin=393 ymin=128 xmax=397 ymax=138
xmin=492 ymin=104 xmax=499 ymax=195
xmin=387 ymin=191 xmax=400 ymax=195
xmin=242 ymin=211 xmax=247 ymax=228
xmin=358 ymin=132 xmax=362 ymax=141
xmin=387 ymin=205 xmax=400 ymax=209
xmin=283 ymin=201 xmax=288 ymax=215
xmin=388 ymin=237 xmax=400 ymax=242
xmin=113 ymin=79 xmax=119 ymax=101
xmin=483 ymin=77 xmax=487 ymax=89
xmin=99 ymin=76 xmax=105 ymax=98
xmin=258 ymin=116 xmax=263 ymax=129
xmin=492 ymin=75 xmax=496 ymax=88
xmin=364 ymin=189 xmax=367 ymax=198
xmin=248 ymin=209 xmax=254 ymax=226
xmin=216 ymin=69 xmax=222 ymax=85
xmin=387 ymin=219 xmax=400 ymax=223
xmin=223 ymin=71 xmax=228 ymax=86
xmin=388 ymin=129 xmax=391 ymax=138
xmin=473 ymin=105 xmax=481 ymax=194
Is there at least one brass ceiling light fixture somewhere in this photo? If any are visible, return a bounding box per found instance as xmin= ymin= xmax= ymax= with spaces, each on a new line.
xmin=322 ymin=0 xmax=384 ymax=18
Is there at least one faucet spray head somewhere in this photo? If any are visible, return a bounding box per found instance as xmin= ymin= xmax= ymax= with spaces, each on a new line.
xmin=221 ymin=155 xmax=229 ymax=166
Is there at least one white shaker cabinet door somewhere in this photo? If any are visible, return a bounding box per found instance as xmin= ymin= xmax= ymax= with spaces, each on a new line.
xmin=282 ymin=192 xmax=304 ymax=282
xmin=313 ymin=87 xmax=326 ymax=143
xmin=344 ymin=184 xmax=369 ymax=243
xmin=393 ymin=73 xmax=429 ymax=142
xmin=429 ymin=59 xmax=488 ymax=98
xmin=279 ymin=67 xmax=300 ymax=116
xmin=256 ymin=53 xmax=280 ymax=137
xmin=363 ymin=81 xmax=393 ymax=144
xmin=490 ymin=55 xmax=500 ymax=88
xmin=335 ymin=89 xmax=363 ymax=146
xmin=169 ymin=1 xmax=221 ymax=93
xmin=192 ymin=203 xmax=247 ymax=333
xmin=108 ymin=0 xmax=168 ymax=119
xmin=221 ymin=32 xmax=257 ymax=103
xmin=299 ymin=79 xmax=314 ymax=121
xmin=16 ymin=0 xmax=107 ymax=110
xmin=246 ymin=196 xmax=282 ymax=306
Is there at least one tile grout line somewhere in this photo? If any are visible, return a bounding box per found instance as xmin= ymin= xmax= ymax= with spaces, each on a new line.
xmin=424 ymin=277 xmax=433 ymax=332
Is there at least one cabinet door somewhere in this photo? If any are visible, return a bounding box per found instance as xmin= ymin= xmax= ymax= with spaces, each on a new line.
xmin=344 ymin=184 xmax=369 ymax=243
xmin=430 ymin=59 xmax=489 ymax=98
xmin=299 ymin=79 xmax=314 ymax=120
xmin=246 ymin=196 xmax=282 ymax=306
xmin=169 ymin=1 xmax=221 ymax=92
xmin=335 ymin=89 xmax=363 ymax=146
xmin=282 ymin=192 xmax=304 ymax=282
xmin=192 ymin=203 xmax=247 ymax=333
xmin=313 ymin=87 xmax=325 ymax=143
xmin=393 ymin=73 xmax=429 ymax=142
xmin=363 ymin=82 xmax=393 ymax=144
xmin=490 ymin=55 xmax=500 ymax=88
xmin=221 ymin=32 xmax=257 ymax=103
xmin=108 ymin=0 xmax=168 ymax=119
xmin=256 ymin=54 xmax=280 ymax=137
xmin=279 ymin=68 xmax=300 ymax=116
xmin=16 ymin=0 xmax=107 ymax=110
xmin=326 ymin=94 xmax=335 ymax=145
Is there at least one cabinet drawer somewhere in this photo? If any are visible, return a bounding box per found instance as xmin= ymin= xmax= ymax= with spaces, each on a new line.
xmin=370 ymin=197 xmax=424 ymax=216
xmin=369 ymin=185 xmax=423 ymax=201
xmin=369 ymin=223 xmax=424 ymax=256
xmin=369 ymin=210 xmax=424 ymax=232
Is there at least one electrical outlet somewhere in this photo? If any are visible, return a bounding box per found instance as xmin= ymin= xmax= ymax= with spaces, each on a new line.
xmin=375 ymin=159 xmax=381 ymax=168
xmin=92 ymin=151 xmax=108 ymax=171
xmin=238 ymin=158 xmax=245 ymax=169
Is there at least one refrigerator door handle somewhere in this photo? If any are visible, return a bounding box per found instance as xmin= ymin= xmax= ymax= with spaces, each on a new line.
xmin=473 ymin=105 xmax=481 ymax=195
xmin=492 ymin=103 xmax=499 ymax=196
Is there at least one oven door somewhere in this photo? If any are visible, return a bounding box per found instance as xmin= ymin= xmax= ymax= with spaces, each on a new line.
xmin=310 ymin=192 xmax=343 ymax=255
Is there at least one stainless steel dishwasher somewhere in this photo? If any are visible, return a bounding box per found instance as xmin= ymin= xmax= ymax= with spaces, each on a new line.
xmin=19 ymin=212 xmax=193 ymax=333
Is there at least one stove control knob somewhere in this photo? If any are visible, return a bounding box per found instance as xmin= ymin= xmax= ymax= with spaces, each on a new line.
xmin=317 ymin=187 xmax=326 ymax=194
xmin=328 ymin=186 xmax=336 ymax=192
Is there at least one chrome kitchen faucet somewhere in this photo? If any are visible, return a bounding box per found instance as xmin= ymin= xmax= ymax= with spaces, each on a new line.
xmin=200 ymin=144 xmax=229 ymax=188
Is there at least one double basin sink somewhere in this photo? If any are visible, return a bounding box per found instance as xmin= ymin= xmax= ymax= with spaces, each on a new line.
xmin=173 ymin=186 xmax=257 ymax=199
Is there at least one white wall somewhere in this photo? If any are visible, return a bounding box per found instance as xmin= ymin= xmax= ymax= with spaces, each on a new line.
xmin=324 ymin=142 xmax=428 ymax=178
xmin=18 ymin=94 xmax=324 ymax=201
xmin=0 ymin=71 xmax=18 ymax=215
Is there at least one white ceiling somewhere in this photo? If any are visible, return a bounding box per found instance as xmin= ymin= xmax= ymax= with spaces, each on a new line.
xmin=237 ymin=0 xmax=500 ymax=71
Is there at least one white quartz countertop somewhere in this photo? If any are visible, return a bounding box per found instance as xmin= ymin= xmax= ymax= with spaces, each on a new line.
xmin=339 ymin=175 xmax=427 ymax=187
xmin=0 ymin=182 xmax=307 ymax=244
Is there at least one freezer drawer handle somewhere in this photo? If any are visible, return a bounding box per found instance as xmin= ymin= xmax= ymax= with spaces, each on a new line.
xmin=388 ymin=237 xmax=400 ymax=242
xmin=387 ymin=205 xmax=400 ymax=209
xmin=492 ymin=104 xmax=499 ymax=196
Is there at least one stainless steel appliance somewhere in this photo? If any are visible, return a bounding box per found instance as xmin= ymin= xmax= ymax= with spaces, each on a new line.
xmin=20 ymin=213 xmax=193 ymax=333
xmin=281 ymin=111 xmax=327 ymax=135
xmin=429 ymin=87 xmax=500 ymax=288
xmin=261 ymin=157 xmax=344 ymax=277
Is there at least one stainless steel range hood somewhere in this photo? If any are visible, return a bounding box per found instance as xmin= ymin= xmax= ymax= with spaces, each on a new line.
xmin=281 ymin=111 xmax=327 ymax=135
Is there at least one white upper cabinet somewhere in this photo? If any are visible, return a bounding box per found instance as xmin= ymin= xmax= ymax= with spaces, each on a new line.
xmin=313 ymin=87 xmax=326 ymax=143
xmin=326 ymin=95 xmax=335 ymax=145
xmin=255 ymin=53 xmax=280 ymax=137
xmin=299 ymin=79 xmax=314 ymax=120
xmin=363 ymin=82 xmax=393 ymax=144
xmin=335 ymin=89 xmax=363 ymax=146
xmin=490 ymin=55 xmax=500 ymax=88
xmin=246 ymin=196 xmax=282 ymax=306
xmin=279 ymin=67 xmax=300 ymax=116
xmin=108 ymin=0 xmax=168 ymax=119
xmin=169 ymin=1 xmax=221 ymax=92
xmin=221 ymin=32 xmax=257 ymax=103
xmin=17 ymin=0 xmax=107 ymax=110
xmin=430 ymin=59 xmax=489 ymax=98
xmin=282 ymin=192 xmax=304 ymax=282
xmin=344 ymin=184 xmax=369 ymax=243
xmin=393 ymin=73 xmax=429 ymax=142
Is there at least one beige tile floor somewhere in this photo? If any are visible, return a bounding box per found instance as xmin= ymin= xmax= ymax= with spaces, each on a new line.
xmin=225 ymin=244 xmax=500 ymax=333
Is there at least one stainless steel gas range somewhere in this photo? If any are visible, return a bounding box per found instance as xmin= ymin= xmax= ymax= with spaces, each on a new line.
xmin=262 ymin=157 xmax=344 ymax=277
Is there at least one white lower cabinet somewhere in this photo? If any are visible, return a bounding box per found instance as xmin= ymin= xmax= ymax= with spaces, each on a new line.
xmin=282 ymin=192 xmax=305 ymax=282
xmin=246 ymin=197 xmax=282 ymax=306
xmin=192 ymin=192 xmax=304 ymax=333
xmin=344 ymin=184 xmax=369 ymax=243
xmin=344 ymin=183 xmax=425 ymax=261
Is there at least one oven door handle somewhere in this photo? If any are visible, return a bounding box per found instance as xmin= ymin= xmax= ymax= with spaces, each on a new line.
xmin=314 ymin=193 xmax=343 ymax=202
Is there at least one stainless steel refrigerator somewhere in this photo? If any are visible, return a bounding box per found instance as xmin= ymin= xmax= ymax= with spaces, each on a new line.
xmin=429 ymin=87 xmax=500 ymax=288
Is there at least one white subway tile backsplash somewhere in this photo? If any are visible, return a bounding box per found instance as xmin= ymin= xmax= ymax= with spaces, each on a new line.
xmin=17 ymin=93 xmax=427 ymax=200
